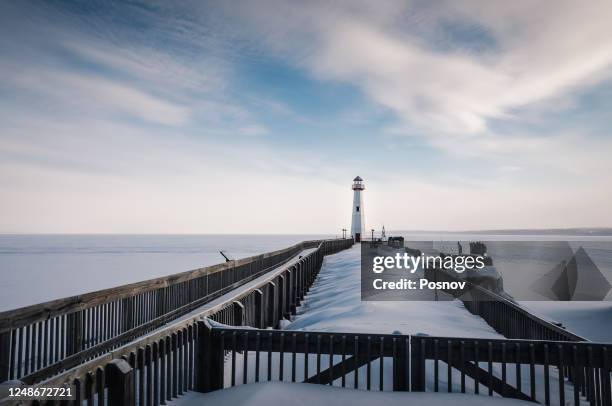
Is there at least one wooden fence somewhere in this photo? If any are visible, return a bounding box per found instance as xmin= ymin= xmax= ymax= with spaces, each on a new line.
xmin=29 ymin=322 xmax=608 ymax=406
xmin=0 ymin=238 xmax=353 ymax=405
xmin=0 ymin=239 xmax=352 ymax=384
xmin=423 ymin=267 xmax=585 ymax=342
xmin=200 ymin=325 xmax=610 ymax=406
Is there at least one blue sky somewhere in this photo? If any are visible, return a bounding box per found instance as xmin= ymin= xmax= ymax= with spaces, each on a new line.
xmin=1 ymin=0 xmax=611 ymax=233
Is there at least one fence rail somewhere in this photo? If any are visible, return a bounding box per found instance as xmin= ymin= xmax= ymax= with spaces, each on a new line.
xmin=412 ymin=335 xmax=611 ymax=405
xmin=423 ymin=267 xmax=585 ymax=342
xmin=29 ymin=322 xmax=609 ymax=406
xmin=0 ymin=239 xmax=350 ymax=384
xmin=205 ymin=326 xmax=610 ymax=406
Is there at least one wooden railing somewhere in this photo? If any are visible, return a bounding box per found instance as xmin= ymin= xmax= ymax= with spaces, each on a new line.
xmin=411 ymin=335 xmax=611 ymax=405
xmin=205 ymin=327 xmax=611 ymax=406
xmin=461 ymin=286 xmax=585 ymax=342
xmin=423 ymin=267 xmax=586 ymax=342
xmin=0 ymin=238 xmax=353 ymax=401
xmin=29 ymin=322 xmax=609 ymax=406
xmin=201 ymin=324 xmax=410 ymax=392
xmin=0 ymin=238 xmax=352 ymax=384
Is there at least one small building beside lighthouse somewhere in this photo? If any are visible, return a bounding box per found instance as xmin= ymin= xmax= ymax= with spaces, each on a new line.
xmin=351 ymin=176 xmax=365 ymax=242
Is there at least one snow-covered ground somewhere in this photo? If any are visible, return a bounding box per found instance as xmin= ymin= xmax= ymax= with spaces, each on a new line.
xmin=172 ymin=382 xmax=533 ymax=406
xmin=284 ymin=245 xmax=503 ymax=338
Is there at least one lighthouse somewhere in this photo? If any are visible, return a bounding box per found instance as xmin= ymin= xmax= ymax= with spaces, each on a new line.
xmin=351 ymin=176 xmax=365 ymax=242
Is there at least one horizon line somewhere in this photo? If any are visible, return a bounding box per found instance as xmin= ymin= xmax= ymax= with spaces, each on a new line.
xmin=1 ymin=227 xmax=612 ymax=236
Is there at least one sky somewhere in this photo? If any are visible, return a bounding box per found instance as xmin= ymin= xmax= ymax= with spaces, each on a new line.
xmin=0 ymin=0 xmax=611 ymax=234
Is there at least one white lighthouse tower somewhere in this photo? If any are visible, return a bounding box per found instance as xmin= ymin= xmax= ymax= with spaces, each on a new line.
xmin=351 ymin=176 xmax=365 ymax=242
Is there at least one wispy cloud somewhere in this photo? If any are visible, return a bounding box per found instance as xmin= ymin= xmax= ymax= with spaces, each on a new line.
xmin=0 ymin=0 xmax=611 ymax=232
xmin=8 ymin=68 xmax=192 ymax=126
xmin=218 ymin=0 xmax=612 ymax=137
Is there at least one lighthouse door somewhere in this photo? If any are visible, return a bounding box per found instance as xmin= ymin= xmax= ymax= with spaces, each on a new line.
xmin=355 ymin=233 xmax=361 ymax=242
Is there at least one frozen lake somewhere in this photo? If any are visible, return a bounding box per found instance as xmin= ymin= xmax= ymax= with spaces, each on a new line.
xmin=0 ymin=234 xmax=332 ymax=311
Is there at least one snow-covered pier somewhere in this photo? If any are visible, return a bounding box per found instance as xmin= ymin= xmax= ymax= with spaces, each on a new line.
xmin=0 ymin=239 xmax=353 ymax=400
xmin=286 ymin=245 xmax=502 ymax=338
xmin=1 ymin=240 xmax=610 ymax=406
xmin=174 ymin=245 xmax=608 ymax=406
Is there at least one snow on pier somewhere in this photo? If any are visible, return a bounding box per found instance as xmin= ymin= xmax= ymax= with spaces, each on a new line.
xmin=172 ymin=381 xmax=532 ymax=406
xmin=284 ymin=245 xmax=503 ymax=339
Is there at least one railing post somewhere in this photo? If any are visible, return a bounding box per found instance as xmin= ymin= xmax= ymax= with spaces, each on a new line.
xmin=106 ymin=359 xmax=134 ymax=406
xmin=120 ymin=298 xmax=128 ymax=333
xmin=156 ymin=289 xmax=164 ymax=319
xmin=393 ymin=335 xmax=409 ymax=391
xmin=253 ymin=289 xmax=264 ymax=329
xmin=308 ymin=256 xmax=314 ymax=284
xmin=410 ymin=336 xmax=425 ymax=391
xmin=74 ymin=310 xmax=83 ymax=354
xmin=67 ymin=311 xmax=83 ymax=356
xmin=287 ymin=269 xmax=296 ymax=316
xmin=291 ymin=266 xmax=299 ymax=311
xmin=0 ymin=331 xmax=10 ymax=382
xmin=307 ymin=256 xmax=312 ymax=283
xmin=232 ymin=301 xmax=244 ymax=326
xmin=296 ymin=262 xmax=303 ymax=297
xmin=298 ymin=262 xmax=305 ymax=299
xmin=267 ymin=282 xmax=277 ymax=328
xmin=278 ymin=274 xmax=287 ymax=319
xmin=66 ymin=313 xmax=73 ymax=355
xmin=196 ymin=320 xmax=224 ymax=393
